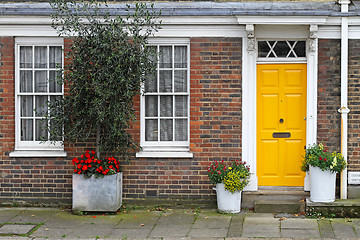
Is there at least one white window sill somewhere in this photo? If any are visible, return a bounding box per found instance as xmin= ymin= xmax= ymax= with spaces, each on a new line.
xmin=9 ymin=150 xmax=67 ymax=158
xmin=136 ymin=148 xmax=193 ymax=158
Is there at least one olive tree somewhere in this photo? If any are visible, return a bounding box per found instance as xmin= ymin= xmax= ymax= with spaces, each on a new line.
xmin=47 ymin=0 xmax=161 ymax=158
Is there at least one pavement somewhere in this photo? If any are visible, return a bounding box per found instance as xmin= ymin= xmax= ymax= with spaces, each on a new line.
xmin=0 ymin=207 xmax=360 ymax=239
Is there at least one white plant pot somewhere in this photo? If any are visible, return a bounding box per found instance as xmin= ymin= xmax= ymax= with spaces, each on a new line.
xmin=214 ymin=183 xmax=241 ymax=213
xmin=72 ymin=172 xmax=122 ymax=212
xmin=309 ymin=166 xmax=336 ymax=202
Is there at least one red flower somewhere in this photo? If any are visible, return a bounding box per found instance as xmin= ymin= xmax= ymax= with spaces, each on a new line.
xmin=82 ymin=165 xmax=88 ymax=171
xmin=324 ymin=158 xmax=327 ymax=161
xmin=91 ymin=150 xmax=95 ymax=155
xmin=319 ymin=157 xmax=323 ymax=160
xmin=77 ymin=164 xmax=81 ymax=169
xmin=217 ymin=170 xmax=221 ymax=175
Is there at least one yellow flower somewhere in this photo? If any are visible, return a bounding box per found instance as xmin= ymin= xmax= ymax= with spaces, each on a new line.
xmin=228 ymin=167 xmax=232 ymax=170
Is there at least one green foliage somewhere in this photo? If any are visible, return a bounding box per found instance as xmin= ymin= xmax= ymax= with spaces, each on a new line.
xmin=47 ymin=0 xmax=161 ymax=157
xmin=301 ymin=143 xmax=346 ymax=173
xmin=207 ymin=159 xmax=250 ymax=192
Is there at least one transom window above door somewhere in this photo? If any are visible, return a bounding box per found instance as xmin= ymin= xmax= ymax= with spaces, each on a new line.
xmin=258 ymin=40 xmax=306 ymax=60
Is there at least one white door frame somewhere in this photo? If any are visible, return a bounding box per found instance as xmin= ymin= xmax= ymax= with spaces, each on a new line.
xmin=242 ymin=24 xmax=318 ymax=191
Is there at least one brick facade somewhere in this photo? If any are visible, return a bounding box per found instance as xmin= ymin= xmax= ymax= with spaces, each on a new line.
xmin=348 ymin=39 xmax=360 ymax=171
xmin=0 ymin=37 xmax=242 ymax=205
xmin=122 ymin=37 xmax=242 ymax=200
xmin=317 ymin=39 xmax=341 ymax=153
xmin=1 ymin=35 xmax=358 ymax=205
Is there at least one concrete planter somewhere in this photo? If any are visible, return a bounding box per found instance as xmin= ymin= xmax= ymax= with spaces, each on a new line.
xmin=310 ymin=166 xmax=336 ymax=202
xmin=72 ymin=172 xmax=122 ymax=212
xmin=214 ymin=183 xmax=242 ymax=213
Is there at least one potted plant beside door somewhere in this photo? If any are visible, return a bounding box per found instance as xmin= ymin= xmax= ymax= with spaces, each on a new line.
xmin=208 ymin=159 xmax=250 ymax=213
xmin=301 ymin=143 xmax=346 ymax=202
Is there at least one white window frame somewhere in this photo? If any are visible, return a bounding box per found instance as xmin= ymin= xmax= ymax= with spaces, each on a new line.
xmin=10 ymin=37 xmax=66 ymax=157
xmin=137 ymin=38 xmax=193 ymax=158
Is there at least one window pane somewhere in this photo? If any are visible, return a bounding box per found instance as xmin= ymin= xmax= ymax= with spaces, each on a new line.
xmin=49 ymin=46 xmax=62 ymax=68
xmin=159 ymin=70 xmax=172 ymax=93
xmin=145 ymin=96 xmax=158 ymax=117
xmin=160 ymin=96 xmax=173 ymax=117
xmin=258 ymin=41 xmax=270 ymax=58
xmin=35 ymin=96 xmax=48 ymax=117
xmin=21 ymin=119 xmax=33 ymax=141
xmin=21 ymin=96 xmax=33 ymax=117
xmin=36 ymin=119 xmax=48 ymax=141
xmin=145 ymin=119 xmax=158 ymax=141
xmin=49 ymin=95 xmax=61 ymax=116
xmin=159 ymin=46 xmax=172 ymax=68
xmin=35 ymin=70 xmax=47 ymax=92
xmin=175 ymin=119 xmax=187 ymax=141
xmin=35 ymin=46 xmax=47 ymax=68
xmin=174 ymin=70 xmax=187 ymax=92
xmin=49 ymin=70 xmax=62 ymax=93
xmin=174 ymin=46 xmax=187 ymax=68
xmin=160 ymin=119 xmax=173 ymax=141
xmin=20 ymin=46 xmax=33 ymax=68
xmin=20 ymin=70 xmax=33 ymax=93
xmin=145 ymin=74 xmax=157 ymax=93
xmin=273 ymin=41 xmax=290 ymax=58
xmin=175 ymin=96 xmax=187 ymax=117
xmin=294 ymin=41 xmax=306 ymax=57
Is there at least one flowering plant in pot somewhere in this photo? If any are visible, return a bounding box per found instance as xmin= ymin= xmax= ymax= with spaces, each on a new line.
xmin=72 ymin=150 xmax=123 ymax=212
xmin=72 ymin=150 xmax=122 ymax=178
xmin=301 ymin=143 xmax=346 ymax=202
xmin=301 ymin=143 xmax=346 ymax=174
xmin=208 ymin=159 xmax=250 ymax=213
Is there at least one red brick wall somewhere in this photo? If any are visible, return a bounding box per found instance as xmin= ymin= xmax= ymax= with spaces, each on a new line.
xmin=348 ymin=39 xmax=360 ymax=171
xmin=317 ymin=39 xmax=341 ymax=153
xmin=0 ymin=37 xmax=242 ymax=205
xmin=122 ymin=37 xmax=242 ymax=200
xmin=0 ymin=37 xmax=74 ymax=205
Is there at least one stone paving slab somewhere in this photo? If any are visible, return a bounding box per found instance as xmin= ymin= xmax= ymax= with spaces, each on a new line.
xmin=32 ymin=225 xmax=76 ymax=239
xmin=115 ymin=212 xmax=160 ymax=229
xmin=281 ymin=218 xmax=318 ymax=229
xmin=8 ymin=209 xmax=63 ymax=227
xmin=331 ymin=219 xmax=359 ymax=239
xmin=318 ymin=219 xmax=335 ymax=238
xmin=241 ymin=216 xmax=281 ymax=238
xmin=281 ymin=228 xmax=321 ymax=238
xmin=227 ymin=214 xmax=245 ymax=238
xmin=149 ymin=224 xmax=191 ymax=238
xmin=188 ymin=227 xmax=228 ymax=238
xmin=108 ymin=228 xmax=152 ymax=239
xmin=0 ymin=210 xmax=21 ymax=223
xmin=157 ymin=211 xmax=194 ymax=225
xmin=193 ymin=215 xmax=231 ymax=229
xmin=0 ymin=224 xmax=37 ymax=235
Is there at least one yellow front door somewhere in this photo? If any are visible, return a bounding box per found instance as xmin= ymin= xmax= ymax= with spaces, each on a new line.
xmin=257 ymin=64 xmax=307 ymax=186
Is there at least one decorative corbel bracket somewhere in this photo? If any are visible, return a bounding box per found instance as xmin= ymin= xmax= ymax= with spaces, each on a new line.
xmin=309 ymin=25 xmax=318 ymax=53
xmin=246 ymin=24 xmax=256 ymax=53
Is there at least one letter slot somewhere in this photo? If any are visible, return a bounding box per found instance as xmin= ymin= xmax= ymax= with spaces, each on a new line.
xmin=272 ymin=132 xmax=291 ymax=138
